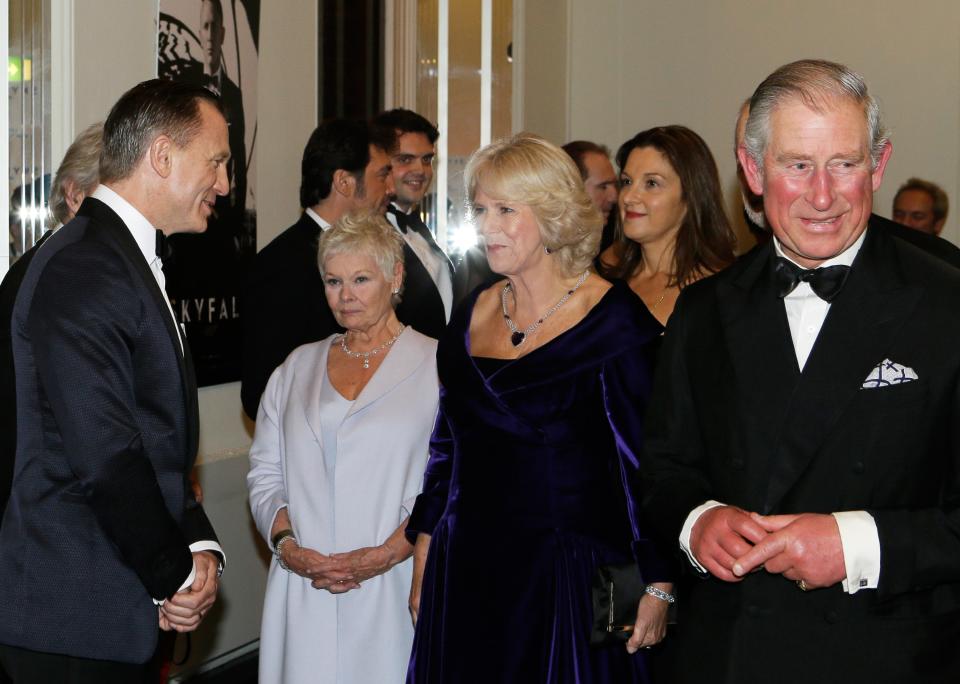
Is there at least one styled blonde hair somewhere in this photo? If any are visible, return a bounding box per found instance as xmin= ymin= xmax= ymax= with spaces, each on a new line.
xmin=464 ymin=133 xmax=602 ymax=277
xmin=317 ymin=210 xmax=406 ymax=299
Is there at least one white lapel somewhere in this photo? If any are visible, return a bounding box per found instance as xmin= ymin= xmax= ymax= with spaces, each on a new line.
xmin=344 ymin=328 xmax=430 ymax=421
xmin=299 ymin=337 xmax=334 ymax=448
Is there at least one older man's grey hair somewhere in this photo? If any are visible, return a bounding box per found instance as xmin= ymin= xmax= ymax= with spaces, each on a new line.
xmin=743 ymin=59 xmax=889 ymax=177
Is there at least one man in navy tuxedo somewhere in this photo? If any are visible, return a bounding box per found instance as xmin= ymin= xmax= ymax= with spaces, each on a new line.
xmin=0 ymin=79 xmax=225 ymax=683
xmin=644 ymin=59 xmax=960 ymax=682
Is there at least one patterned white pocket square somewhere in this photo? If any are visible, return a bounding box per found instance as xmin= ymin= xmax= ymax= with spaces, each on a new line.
xmin=861 ymin=358 xmax=918 ymax=389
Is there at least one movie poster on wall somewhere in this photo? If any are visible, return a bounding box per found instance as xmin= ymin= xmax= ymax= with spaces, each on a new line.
xmin=157 ymin=0 xmax=259 ymax=386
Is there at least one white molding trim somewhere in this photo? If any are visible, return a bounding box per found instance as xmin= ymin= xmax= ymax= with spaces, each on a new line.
xmin=511 ymin=0 xmax=524 ymax=134
xmin=480 ymin=0 xmax=491 ymax=146
xmin=563 ymin=0 xmax=572 ymax=142
xmin=0 ymin=0 xmax=9 ymax=277
xmin=50 ymin=0 xmax=75 ymax=169
xmin=383 ymin=0 xmax=394 ymax=109
xmin=385 ymin=0 xmax=417 ymax=111
xmin=436 ymin=0 xmax=448 ymax=246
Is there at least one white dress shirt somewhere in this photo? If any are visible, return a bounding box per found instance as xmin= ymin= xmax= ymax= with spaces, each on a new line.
xmin=679 ymin=230 xmax=880 ymax=594
xmin=305 ymin=207 xmax=331 ymax=232
xmin=386 ymin=202 xmax=454 ymax=321
xmin=92 ymin=185 xmax=225 ymax=598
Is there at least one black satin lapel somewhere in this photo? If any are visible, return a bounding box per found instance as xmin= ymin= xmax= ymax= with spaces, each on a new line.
xmin=718 ymin=249 xmax=801 ymax=475
xmin=396 ymin=242 xmax=446 ymax=337
xmin=181 ymin=330 xmax=200 ymax=464
xmin=764 ymin=229 xmax=921 ymax=509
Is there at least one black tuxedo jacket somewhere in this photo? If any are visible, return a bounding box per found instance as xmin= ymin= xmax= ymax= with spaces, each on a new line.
xmin=0 ymin=232 xmax=50 ymax=519
xmin=0 ymin=198 xmax=217 ymax=664
xmin=643 ymin=224 xmax=960 ymax=682
xmin=388 ymin=206 xmax=452 ymax=341
xmin=872 ymin=211 xmax=960 ymax=270
xmin=241 ymin=214 xmax=341 ymax=419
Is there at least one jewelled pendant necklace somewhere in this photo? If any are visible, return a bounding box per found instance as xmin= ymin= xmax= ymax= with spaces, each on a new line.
xmin=501 ymin=271 xmax=589 ymax=347
xmin=340 ymin=325 xmax=405 ymax=368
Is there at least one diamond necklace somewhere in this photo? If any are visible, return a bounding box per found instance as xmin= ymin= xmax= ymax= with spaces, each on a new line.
xmin=339 ymin=325 xmax=405 ymax=369
xmin=501 ymin=271 xmax=589 ymax=347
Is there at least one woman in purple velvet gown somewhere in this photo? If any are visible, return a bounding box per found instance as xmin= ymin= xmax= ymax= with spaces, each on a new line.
xmin=406 ymin=134 xmax=673 ymax=683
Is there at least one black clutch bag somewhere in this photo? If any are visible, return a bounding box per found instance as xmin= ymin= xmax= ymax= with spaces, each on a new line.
xmin=590 ymin=563 xmax=646 ymax=646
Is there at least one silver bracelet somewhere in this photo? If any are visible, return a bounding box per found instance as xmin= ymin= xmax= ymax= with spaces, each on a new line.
xmin=275 ymin=534 xmax=297 ymax=572
xmin=644 ymin=585 xmax=676 ymax=604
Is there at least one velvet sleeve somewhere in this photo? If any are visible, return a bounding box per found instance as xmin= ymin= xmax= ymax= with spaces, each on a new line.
xmin=405 ymin=386 xmax=454 ymax=543
xmin=600 ymin=341 xmax=674 ymax=584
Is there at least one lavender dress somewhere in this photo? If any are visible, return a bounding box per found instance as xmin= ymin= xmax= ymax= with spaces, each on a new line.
xmin=406 ymin=280 xmax=670 ymax=683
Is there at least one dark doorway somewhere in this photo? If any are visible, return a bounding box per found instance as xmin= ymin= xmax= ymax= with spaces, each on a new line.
xmin=319 ymin=0 xmax=384 ymax=120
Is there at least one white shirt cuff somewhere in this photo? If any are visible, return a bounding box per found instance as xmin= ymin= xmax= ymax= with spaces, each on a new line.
xmin=153 ymin=541 xmax=225 ymax=605
xmin=832 ymin=510 xmax=880 ymax=594
xmin=679 ymin=500 xmax=724 ymax=572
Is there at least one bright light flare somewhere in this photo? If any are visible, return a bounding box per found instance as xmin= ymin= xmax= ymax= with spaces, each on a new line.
xmin=447 ymin=221 xmax=478 ymax=255
xmin=17 ymin=206 xmax=49 ymax=223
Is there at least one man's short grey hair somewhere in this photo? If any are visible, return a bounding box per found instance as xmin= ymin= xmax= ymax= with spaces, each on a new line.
xmin=743 ymin=59 xmax=889 ymax=175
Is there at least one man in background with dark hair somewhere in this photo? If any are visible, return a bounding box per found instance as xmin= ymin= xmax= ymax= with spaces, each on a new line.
xmin=0 ymin=79 xmax=225 ymax=683
xmin=563 ymin=140 xmax=619 ymax=253
xmin=240 ymin=119 xmax=394 ymax=420
xmin=893 ymin=177 xmax=949 ymax=236
xmin=375 ymin=108 xmax=453 ymax=339
xmin=562 ymin=140 xmax=619 ymax=224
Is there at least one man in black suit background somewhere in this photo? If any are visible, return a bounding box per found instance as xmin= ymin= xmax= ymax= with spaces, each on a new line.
xmin=0 ymin=80 xmax=225 ymax=683
xmin=375 ymin=108 xmax=453 ymax=336
xmin=240 ymin=119 xmax=394 ymax=419
xmin=644 ymin=59 xmax=960 ymax=682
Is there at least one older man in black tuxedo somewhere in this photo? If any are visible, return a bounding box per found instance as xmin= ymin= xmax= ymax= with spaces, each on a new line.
xmin=644 ymin=59 xmax=960 ymax=683
xmin=0 ymin=80 xmax=225 ymax=683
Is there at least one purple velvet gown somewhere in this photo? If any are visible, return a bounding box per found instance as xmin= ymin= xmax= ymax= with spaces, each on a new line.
xmin=406 ymin=280 xmax=670 ymax=683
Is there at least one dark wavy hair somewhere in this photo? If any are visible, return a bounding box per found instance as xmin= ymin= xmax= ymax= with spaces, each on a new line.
xmin=372 ymin=108 xmax=439 ymax=143
xmin=602 ymin=125 xmax=735 ymax=287
xmin=299 ymin=119 xmax=395 ymax=208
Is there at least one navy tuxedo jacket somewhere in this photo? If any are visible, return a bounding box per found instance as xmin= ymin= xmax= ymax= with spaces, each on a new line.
xmin=643 ymin=223 xmax=960 ymax=682
xmin=0 ymin=198 xmax=217 ymax=664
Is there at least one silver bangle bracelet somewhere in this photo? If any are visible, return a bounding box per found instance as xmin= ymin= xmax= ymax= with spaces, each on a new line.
xmin=275 ymin=534 xmax=297 ymax=572
xmin=644 ymin=585 xmax=676 ymax=604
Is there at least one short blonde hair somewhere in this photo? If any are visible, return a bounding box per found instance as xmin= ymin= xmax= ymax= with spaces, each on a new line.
xmin=317 ymin=210 xmax=405 ymax=293
xmin=464 ymin=133 xmax=602 ymax=277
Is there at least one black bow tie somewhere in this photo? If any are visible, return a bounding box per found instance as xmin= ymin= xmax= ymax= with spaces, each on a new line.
xmin=774 ymin=257 xmax=850 ymax=302
xmin=388 ymin=205 xmax=430 ymax=237
xmin=155 ymin=230 xmax=172 ymax=264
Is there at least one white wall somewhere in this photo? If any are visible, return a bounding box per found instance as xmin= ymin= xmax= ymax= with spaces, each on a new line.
xmin=528 ymin=0 xmax=960 ymax=250
xmin=70 ymin=0 xmax=317 ymax=673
